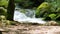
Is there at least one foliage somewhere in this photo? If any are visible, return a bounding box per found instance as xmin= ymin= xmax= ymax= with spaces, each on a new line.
xmin=0 ymin=15 xmax=6 ymax=21
xmin=56 ymin=15 xmax=60 ymax=20
xmin=15 ymin=0 xmax=44 ymax=8
xmin=0 ymin=7 xmax=7 ymax=16
xmin=0 ymin=0 xmax=8 ymax=8
xmin=15 ymin=0 xmax=34 ymax=8
xmin=45 ymin=0 xmax=60 ymax=20
xmin=4 ymin=20 xmax=16 ymax=25
xmin=0 ymin=15 xmax=17 ymax=26
xmin=37 ymin=2 xmax=49 ymax=9
xmin=49 ymin=14 xmax=56 ymax=20
xmin=36 ymin=0 xmax=60 ymax=20
xmin=45 ymin=0 xmax=60 ymax=8
xmin=35 ymin=2 xmax=50 ymax=18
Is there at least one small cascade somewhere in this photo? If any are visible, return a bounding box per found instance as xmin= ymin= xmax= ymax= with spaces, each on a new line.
xmin=25 ymin=9 xmax=35 ymax=18
xmin=13 ymin=8 xmax=46 ymax=24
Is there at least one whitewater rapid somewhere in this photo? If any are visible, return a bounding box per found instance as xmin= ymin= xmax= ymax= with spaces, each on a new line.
xmin=13 ymin=9 xmax=46 ymax=24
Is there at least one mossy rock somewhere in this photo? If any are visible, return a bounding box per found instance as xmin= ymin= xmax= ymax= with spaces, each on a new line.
xmin=2 ymin=20 xmax=15 ymax=25
xmin=0 ymin=7 xmax=7 ymax=15
xmin=0 ymin=15 xmax=6 ymax=20
xmin=35 ymin=2 xmax=60 ymax=21
xmin=35 ymin=2 xmax=51 ymax=18
xmin=37 ymin=2 xmax=50 ymax=9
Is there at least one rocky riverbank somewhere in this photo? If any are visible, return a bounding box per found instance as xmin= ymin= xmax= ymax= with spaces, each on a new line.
xmin=0 ymin=23 xmax=60 ymax=34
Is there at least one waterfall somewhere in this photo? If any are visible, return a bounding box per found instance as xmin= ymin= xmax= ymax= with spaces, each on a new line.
xmin=25 ymin=9 xmax=35 ymax=18
xmin=13 ymin=5 xmax=46 ymax=24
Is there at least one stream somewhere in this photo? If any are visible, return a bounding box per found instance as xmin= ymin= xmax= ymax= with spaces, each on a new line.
xmin=13 ymin=5 xmax=46 ymax=24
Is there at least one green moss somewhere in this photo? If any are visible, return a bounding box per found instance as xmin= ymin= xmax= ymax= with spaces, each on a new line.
xmin=0 ymin=7 xmax=7 ymax=15
xmin=37 ymin=2 xmax=49 ymax=9
xmin=49 ymin=14 xmax=56 ymax=20
xmin=35 ymin=1 xmax=60 ymax=21
xmin=35 ymin=2 xmax=50 ymax=18
xmin=0 ymin=0 xmax=8 ymax=8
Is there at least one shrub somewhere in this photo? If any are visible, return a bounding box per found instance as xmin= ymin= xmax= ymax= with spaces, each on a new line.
xmin=0 ymin=7 xmax=7 ymax=16
xmin=35 ymin=2 xmax=50 ymax=18
xmin=0 ymin=0 xmax=8 ymax=8
xmin=35 ymin=1 xmax=60 ymax=21
xmin=49 ymin=14 xmax=56 ymax=20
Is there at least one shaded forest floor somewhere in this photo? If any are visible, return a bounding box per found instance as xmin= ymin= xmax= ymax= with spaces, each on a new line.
xmin=0 ymin=23 xmax=60 ymax=34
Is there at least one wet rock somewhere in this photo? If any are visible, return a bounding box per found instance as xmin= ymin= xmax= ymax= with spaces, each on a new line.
xmin=45 ymin=21 xmax=58 ymax=26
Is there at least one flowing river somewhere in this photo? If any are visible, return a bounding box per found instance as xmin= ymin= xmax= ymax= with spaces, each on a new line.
xmin=13 ymin=6 xmax=46 ymax=24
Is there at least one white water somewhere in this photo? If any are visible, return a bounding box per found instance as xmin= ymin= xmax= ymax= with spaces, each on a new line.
xmin=13 ymin=9 xmax=46 ymax=24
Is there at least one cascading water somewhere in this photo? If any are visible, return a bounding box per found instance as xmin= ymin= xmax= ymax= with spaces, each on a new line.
xmin=13 ymin=5 xmax=46 ymax=24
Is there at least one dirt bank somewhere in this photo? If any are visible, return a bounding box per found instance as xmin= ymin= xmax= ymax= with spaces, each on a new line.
xmin=0 ymin=24 xmax=60 ymax=34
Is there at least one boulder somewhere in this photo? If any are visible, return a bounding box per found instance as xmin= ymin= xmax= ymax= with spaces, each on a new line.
xmin=45 ymin=21 xmax=58 ymax=26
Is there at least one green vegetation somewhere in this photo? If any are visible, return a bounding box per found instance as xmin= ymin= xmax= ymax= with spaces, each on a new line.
xmin=35 ymin=2 xmax=50 ymax=18
xmin=0 ymin=0 xmax=15 ymax=26
xmin=0 ymin=0 xmax=8 ymax=19
xmin=0 ymin=7 xmax=7 ymax=16
xmin=15 ymin=0 xmax=34 ymax=8
xmin=35 ymin=0 xmax=60 ymax=21
xmin=15 ymin=0 xmax=44 ymax=8
xmin=0 ymin=0 xmax=60 ymax=26
xmin=0 ymin=0 xmax=8 ymax=8
xmin=49 ymin=14 xmax=56 ymax=20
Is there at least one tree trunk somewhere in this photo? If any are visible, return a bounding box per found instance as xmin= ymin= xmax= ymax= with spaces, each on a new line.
xmin=7 ymin=0 xmax=15 ymax=21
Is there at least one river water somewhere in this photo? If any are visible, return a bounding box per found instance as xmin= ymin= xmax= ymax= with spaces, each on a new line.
xmin=13 ymin=6 xmax=46 ymax=24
